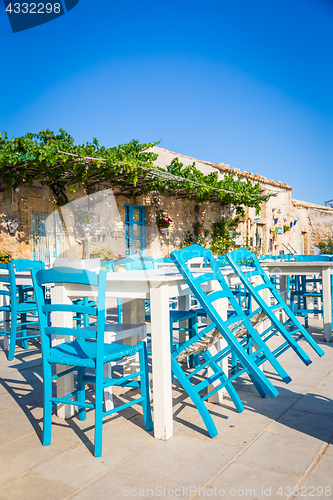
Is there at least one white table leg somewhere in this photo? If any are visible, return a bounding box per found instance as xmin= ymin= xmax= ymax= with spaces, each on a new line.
xmin=150 ymin=283 xmax=173 ymax=440
xmin=279 ymin=274 xmax=287 ymax=303
xmin=53 ymin=284 xmax=75 ymax=419
xmin=322 ymin=268 xmax=332 ymax=342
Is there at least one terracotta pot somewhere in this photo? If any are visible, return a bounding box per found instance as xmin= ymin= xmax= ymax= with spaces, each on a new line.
xmin=159 ymin=227 xmax=169 ymax=234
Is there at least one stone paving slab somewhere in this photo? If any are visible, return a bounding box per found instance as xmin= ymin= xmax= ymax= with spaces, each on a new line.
xmin=194 ymin=462 xmax=301 ymax=500
xmin=0 ymin=472 xmax=78 ymax=500
xmin=0 ymin=319 xmax=332 ymax=500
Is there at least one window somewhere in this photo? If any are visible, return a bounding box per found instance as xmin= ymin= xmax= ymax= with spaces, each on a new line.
xmin=255 ymin=224 xmax=263 ymax=248
xmin=124 ymin=205 xmax=146 ymax=256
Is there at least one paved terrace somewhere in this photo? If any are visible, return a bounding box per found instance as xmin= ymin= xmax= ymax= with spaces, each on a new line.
xmin=0 ymin=320 xmax=332 ymax=500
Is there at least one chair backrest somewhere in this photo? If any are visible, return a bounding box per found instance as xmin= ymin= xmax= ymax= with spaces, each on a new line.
xmin=293 ymin=255 xmax=332 ymax=262
xmin=0 ymin=262 xmax=16 ymax=303
xmin=114 ymin=257 xmax=157 ymax=271
xmin=32 ymin=267 xmax=107 ymax=370
xmin=12 ymin=259 xmax=45 ymax=271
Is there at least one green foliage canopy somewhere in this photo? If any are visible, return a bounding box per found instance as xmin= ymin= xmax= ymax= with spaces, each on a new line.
xmin=0 ymin=129 xmax=269 ymax=213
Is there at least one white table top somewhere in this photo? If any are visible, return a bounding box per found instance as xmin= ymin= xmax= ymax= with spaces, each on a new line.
xmin=261 ymin=260 xmax=333 ymax=274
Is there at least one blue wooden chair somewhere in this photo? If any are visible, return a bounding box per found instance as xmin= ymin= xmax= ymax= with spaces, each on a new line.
xmin=289 ymin=275 xmax=323 ymax=328
xmin=31 ymin=267 xmax=153 ymax=457
xmin=226 ymin=248 xmax=325 ymax=361
xmin=286 ymin=255 xmax=332 ymax=326
xmin=0 ymin=259 xmax=44 ymax=360
xmin=170 ymin=245 xmax=286 ymax=439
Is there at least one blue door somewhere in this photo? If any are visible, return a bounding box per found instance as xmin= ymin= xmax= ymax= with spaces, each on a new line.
xmin=124 ymin=205 xmax=146 ymax=256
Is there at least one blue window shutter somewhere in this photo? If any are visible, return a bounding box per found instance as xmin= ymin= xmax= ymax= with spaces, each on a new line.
xmin=124 ymin=204 xmax=146 ymax=256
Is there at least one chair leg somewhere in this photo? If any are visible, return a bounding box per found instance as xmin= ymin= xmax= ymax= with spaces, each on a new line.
xmin=77 ymin=367 xmax=86 ymax=421
xmin=117 ymin=298 xmax=122 ymax=324
xmin=94 ymin=369 xmax=104 ymax=458
xmin=138 ymin=342 xmax=153 ymax=432
xmin=170 ymin=320 xmax=175 ymax=382
xmin=171 ymin=357 xmax=218 ymax=438
xmin=8 ymin=313 xmax=17 ymax=361
xmin=230 ymin=351 xmax=238 ymax=375
xmin=20 ymin=313 xmax=29 ymax=350
xmin=43 ymin=363 xmax=53 ymax=446
xmin=248 ymin=372 xmax=267 ymax=398
xmin=201 ymin=349 xmax=245 ymax=413
xmin=189 ymin=316 xmax=200 ymax=369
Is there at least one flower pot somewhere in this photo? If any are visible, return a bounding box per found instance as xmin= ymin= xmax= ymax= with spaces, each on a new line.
xmin=159 ymin=227 xmax=169 ymax=234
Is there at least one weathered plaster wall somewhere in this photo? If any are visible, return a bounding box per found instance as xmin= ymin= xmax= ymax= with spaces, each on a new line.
xmin=136 ymin=194 xmax=229 ymax=258
xmin=0 ymin=183 xmax=57 ymax=259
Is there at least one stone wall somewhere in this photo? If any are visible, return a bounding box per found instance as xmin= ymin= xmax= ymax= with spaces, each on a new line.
xmin=0 ymin=183 xmax=57 ymax=260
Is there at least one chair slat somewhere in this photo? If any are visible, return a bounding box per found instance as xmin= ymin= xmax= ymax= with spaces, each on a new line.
xmin=42 ymin=304 xmax=97 ymax=315
xmin=45 ymin=327 xmax=97 ymax=340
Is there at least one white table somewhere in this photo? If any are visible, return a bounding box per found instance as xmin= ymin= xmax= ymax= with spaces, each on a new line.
xmin=261 ymin=261 xmax=333 ymax=342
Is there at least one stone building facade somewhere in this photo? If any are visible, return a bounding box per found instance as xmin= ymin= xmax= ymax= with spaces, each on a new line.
xmin=0 ymin=146 xmax=332 ymax=261
xmin=148 ymin=147 xmax=333 ymax=256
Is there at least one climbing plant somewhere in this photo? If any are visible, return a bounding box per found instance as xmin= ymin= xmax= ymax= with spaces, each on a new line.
xmin=0 ymin=129 xmax=270 ymax=214
xmin=209 ymin=216 xmax=241 ymax=255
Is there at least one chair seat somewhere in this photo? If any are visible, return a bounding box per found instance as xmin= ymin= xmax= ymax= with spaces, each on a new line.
xmin=170 ymin=310 xmax=197 ymax=321
xmin=48 ymin=339 xmax=141 ymax=368
xmin=146 ymin=310 xmax=197 ymax=322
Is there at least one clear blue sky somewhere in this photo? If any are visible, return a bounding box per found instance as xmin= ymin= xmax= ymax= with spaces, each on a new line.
xmin=1 ymin=0 xmax=332 ymax=204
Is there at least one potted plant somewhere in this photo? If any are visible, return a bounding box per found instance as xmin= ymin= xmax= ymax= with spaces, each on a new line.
xmin=0 ymin=249 xmax=12 ymax=263
xmin=7 ymin=219 xmax=18 ymax=235
xmin=156 ymin=210 xmax=173 ymax=234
